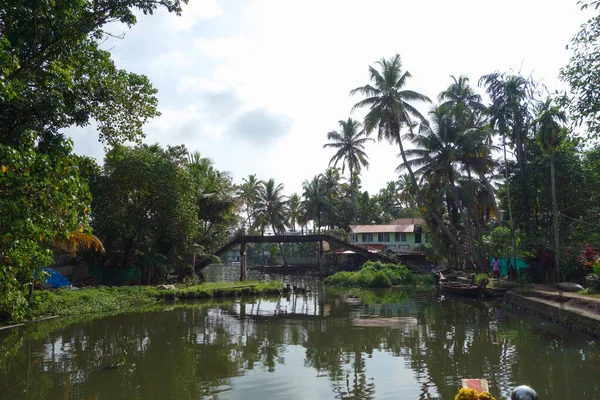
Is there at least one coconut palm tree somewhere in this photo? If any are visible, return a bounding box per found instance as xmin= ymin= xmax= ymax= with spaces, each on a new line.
xmin=397 ymin=174 xmax=417 ymax=209
xmin=351 ymin=54 xmax=462 ymax=252
xmin=302 ymin=175 xmax=332 ymax=234
xmin=323 ymin=118 xmax=374 ymax=212
xmin=287 ymin=193 xmax=302 ymax=232
xmin=439 ymin=75 xmax=486 ymax=114
xmin=238 ymin=174 xmax=263 ymax=232
xmin=255 ymin=179 xmax=288 ymax=266
xmin=479 ymin=72 xmax=540 ymax=237
xmin=533 ymin=97 xmax=567 ymax=281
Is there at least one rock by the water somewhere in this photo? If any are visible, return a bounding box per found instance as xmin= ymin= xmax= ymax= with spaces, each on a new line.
xmin=557 ymin=282 xmax=584 ymax=292
xmin=511 ymin=385 xmax=539 ymax=400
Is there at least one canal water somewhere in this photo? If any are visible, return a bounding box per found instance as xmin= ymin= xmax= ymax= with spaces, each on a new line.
xmin=1 ymin=270 xmax=599 ymax=399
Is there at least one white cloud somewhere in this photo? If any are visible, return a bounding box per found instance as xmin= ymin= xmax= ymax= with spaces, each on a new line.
xmin=194 ymin=35 xmax=255 ymax=60
xmin=176 ymin=77 xmax=229 ymax=94
xmin=67 ymin=0 xmax=593 ymax=197
xmin=167 ymin=0 xmax=223 ymax=31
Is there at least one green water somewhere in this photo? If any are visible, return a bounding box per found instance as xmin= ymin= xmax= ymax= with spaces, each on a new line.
xmin=1 ymin=281 xmax=599 ymax=399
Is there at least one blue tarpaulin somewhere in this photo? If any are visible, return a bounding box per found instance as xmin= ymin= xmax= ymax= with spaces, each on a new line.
xmin=34 ymin=268 xmax=72 ymax=289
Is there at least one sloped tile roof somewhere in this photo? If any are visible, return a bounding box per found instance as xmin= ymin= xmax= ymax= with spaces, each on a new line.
xmin=349 ymin=224 xmax=416 ymax=233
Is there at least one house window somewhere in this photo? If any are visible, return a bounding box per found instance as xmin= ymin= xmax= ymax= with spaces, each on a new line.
xmin=378 ymin=233 xmax=390 ymax=242
xmin=401 ymin=232 xmax=407 ymax=242
xmin=395 ymin=232 xmax=401 ymax=242
xmin=362 ymin=233 xmax=373 ymax=242
xmin=415 ymin=233 xmax=422 ymax=244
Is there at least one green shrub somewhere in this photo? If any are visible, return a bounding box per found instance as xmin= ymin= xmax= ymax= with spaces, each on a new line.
xmin=474 ymin=273 xmax=489 ymax=285
xmin=585 ymin=273 xmax=600 ymax=294
xmin=371 ymin=271 xmax=392 ymax=287
xmin=324 ymin=261 xmax=432 ymax=288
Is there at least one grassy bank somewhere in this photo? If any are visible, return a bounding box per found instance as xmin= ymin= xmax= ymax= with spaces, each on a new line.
xmin=324 ymin=261 xmax=434 ymax=288
xmin=24 ymin=281 xmax=284 ymax=321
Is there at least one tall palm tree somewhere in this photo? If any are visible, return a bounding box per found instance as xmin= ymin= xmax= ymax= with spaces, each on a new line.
xmin=287 ymin=193 xmax=302 ymax=232
xmin=350 ymin=54 xmax=462 ymax=252
xmin=479 ymin=72 xmax=538 ymax=237
xmin=533 ymin=97 xmax=567 ymax=281
xmin=439 ymin=75 xmax=486 ymax=114
xmin=255 ymin=179 xmax=288 ymax=265
xmin=323 ymin=118 xmax=374 ymax=212
xmin=397 ymin=174 xmax=416 ymax=209
xmin=302 ymin=175 xmax=332 ymax=234
xmin=238 ymin=174 xmax=262 ymax=232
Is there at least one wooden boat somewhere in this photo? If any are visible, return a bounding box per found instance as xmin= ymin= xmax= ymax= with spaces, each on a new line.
xmin=438 ymin=272 xmax=487 ymax=298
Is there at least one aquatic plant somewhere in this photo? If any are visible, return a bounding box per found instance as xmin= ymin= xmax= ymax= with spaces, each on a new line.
xmin=323 ymin=261 xmax=433 ymax=288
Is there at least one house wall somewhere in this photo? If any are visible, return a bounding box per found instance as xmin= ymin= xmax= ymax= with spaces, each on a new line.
xmin=349 ymin=232 xmax=426 ymax=254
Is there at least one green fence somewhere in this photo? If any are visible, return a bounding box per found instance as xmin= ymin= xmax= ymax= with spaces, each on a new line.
xmin=90 ymin=265 xmax=141 ymax=286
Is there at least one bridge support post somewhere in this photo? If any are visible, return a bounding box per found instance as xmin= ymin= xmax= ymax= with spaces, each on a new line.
xmin=318 ymin=240 xmax=323 ymax=272
xmin=240 ymin=241 xmax=247 ymax=281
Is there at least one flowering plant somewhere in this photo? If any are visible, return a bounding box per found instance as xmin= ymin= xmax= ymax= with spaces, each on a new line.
xmin=454 ymin=388 xmax=497 ymax=400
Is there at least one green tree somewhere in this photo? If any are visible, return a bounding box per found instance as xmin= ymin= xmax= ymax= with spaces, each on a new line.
xmin=323 ymin=118 xmax=374 ymax=213
xmin=560 ymin=0 xmax=600 ymax=139
xmin=255 ymin=179 xmax=288 ymax=265
xmin=91 ymin=144 xmax=199 ymax=283
xmin=287 ymin=193 xmax=302 ymax=232
xmin=532 ymin=97 xmax=568 ymax=280
xmin=186 ymin=152 xmax=239 ymax=257
xmin=350 ymin=54 xmax=462 ymax=253
xmin=302 ymin=175 xmax=333 ymax=233
xmin=0 ymin=135 xmax=93 ymax=321
xmin=0 ymin=0 xmax=185 ymax=320
xmin=0 ymin=0 xmax=183 ymax=147
xmin=238 ymin=174 xmax=263 ymax=232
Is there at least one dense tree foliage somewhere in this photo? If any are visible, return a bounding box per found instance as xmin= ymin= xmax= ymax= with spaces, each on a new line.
xmin=0 ymin=0 xmax=185 ymax=320
xmin=90 ymin=144 xmax=199 ymax=283
xmin=561 ymin=0 xmax=600 ymax=139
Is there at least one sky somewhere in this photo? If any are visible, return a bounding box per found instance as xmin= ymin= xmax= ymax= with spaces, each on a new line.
xmin=68 ymin=0 xmax=591 ymax=196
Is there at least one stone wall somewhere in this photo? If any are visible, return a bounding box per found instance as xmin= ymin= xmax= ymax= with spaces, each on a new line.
xmin=504 ymin=292 xmax=600 ymax=338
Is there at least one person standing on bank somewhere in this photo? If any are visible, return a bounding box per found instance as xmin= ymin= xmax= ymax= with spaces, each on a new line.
xmin=492 ymin=257 xmax=501 ymax=279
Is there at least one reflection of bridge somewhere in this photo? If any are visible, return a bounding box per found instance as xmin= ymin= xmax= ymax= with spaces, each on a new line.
xmin=208 ymin=234 xmax=390 ymax=280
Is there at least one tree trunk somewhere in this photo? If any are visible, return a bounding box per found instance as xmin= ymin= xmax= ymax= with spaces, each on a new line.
xmin=350 ymin=160 xmax=356 ymax=218
xmin=400 ymin=123 xmax=462 ymax=253
xmin=550 ymin=151 xmax=560 ymax=282
xmin=467 ymin=168 xmax=486 ymax=269
xmin=503 ymin=134 xmax=518 ymax=277
xmin=272 ymin=224 xmax=288 ymax=266
xmin=515 ymin=125 xmax=532 ymax=236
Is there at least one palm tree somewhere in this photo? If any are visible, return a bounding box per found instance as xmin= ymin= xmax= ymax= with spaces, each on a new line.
xmin=302 ymin=175 xmax=332 ymax=234
xmin=255 ymin=179 xmax=288 ymax=266
xmin=238 ymin=174 xmax=262 ymax=232
xmin=479 ymin=72 xmax=538 ymax=237
xmin=397 ymin=174 xmax=416 ymax=209
xmin=439 ymin=75 xmax=486 ymax=114
xmin=323 ymin=118 xmax=374 ymax=212
xmin=350 ymin=54 xmax=462 ymax=252
xmin=533 ymin=97 xmax=567 ymax=281
xmin=287 ymin=193 xmax=302 ymax=232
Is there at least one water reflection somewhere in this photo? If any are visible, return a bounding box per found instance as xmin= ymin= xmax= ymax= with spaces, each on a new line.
xmin=1 ymin=285 xmax=599 ymax=399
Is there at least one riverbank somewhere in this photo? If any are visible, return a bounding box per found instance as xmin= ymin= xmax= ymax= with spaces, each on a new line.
xmin=2 ymin=281 xmax=284 ymax=326
xmin=504 ymin=285 xmax=600 ymax=338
